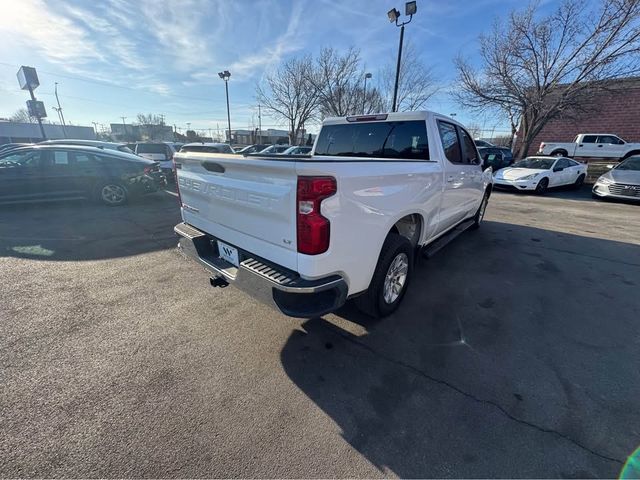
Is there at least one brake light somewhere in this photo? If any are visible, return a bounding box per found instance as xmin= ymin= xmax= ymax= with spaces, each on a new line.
xmin=296 ymin=176 xmax=336 ymax=255
xmin=143 ymin=166 xmax=152 ymax=174
xmin=539 ymin=142 xmax=545 ymax=150
xmin=346 ymin=114 xmax=388 ymax=122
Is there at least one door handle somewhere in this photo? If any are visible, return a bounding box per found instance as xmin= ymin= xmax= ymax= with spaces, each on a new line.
xmin=578 ymin=144 xmax=583 ymax=147
xmin=447 ymin=175 xmax=454 ymax=182
xmin=597 ymin=145 xmax=603 ymax=147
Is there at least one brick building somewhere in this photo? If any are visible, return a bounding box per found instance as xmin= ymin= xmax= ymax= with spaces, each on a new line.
xmin=516 ymin=77 xmax=640 ymax=157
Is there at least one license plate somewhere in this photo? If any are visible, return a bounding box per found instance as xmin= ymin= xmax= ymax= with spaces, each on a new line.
xmin=217 ymin=241 xmax=239 ymax=267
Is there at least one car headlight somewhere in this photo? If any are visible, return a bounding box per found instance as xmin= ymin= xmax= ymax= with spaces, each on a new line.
xmin=519 ymin=173 xmax=539 ymax=180
xmin=596 ymin=176 xmax=613 ymax=185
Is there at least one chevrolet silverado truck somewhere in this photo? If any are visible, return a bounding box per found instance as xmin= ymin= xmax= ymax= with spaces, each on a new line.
xmin=538 ymin=134 xmax=640 ymax=160
xmin=173 ymin=111 xmax=493 ymax=318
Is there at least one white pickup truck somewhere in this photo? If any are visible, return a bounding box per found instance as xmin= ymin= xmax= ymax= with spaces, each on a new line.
xmin=538 ymin=134 xmax=640 ymax=160
xmin=174 ymin=111 xmax=493 ymax=318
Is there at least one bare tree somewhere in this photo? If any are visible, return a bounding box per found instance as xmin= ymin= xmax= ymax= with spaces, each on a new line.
xmin=136 ymin=113 xmax=166 ymax=140
xmin=310 ymin=48 xmax=388 ymax=116
xmin=381 ymin=42 xmax=439 ymax=111
xmin=256 ymin=55 xmax=320 ymax=145
xmin=10 ymin=108 xmax=33 ymax=123
xmin=454 ymin=0 xmax=640 ymax=158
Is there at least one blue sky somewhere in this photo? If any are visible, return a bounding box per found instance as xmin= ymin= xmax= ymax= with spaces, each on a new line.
xmin=0 ymin=0 xmax=557 ymax=136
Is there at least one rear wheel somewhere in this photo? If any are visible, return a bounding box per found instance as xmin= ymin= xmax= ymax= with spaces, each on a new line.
xmin=573 ymin=174 xmax=585 ymax=189
xmin=535 ymin=177 xmax=549 ymax=195
xmin=552 ymin=150 xmax=567 ymax=157
xmin=354 ymin=233 xmax=413 ymax=318
xmin=97 ymin=181 xmax=128 ymax=206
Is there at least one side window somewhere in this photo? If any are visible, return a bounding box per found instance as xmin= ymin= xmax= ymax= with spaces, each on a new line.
xmin=72 ymin=152 xmax=97 ymax=164
xmin=437 ymin=121 xmax=462 ymax=164
xmin=567 ymin=159 xmax=579 ymax=167
xmin=555 ymin=158 xmax=570 ymax=169
xmin=52 ymin=151 xmax=70 ymax=165
xmin=0 ymin=151 xmax=42 ymax=167
xmin=597 ymin=135 xmax=620 ymax=144
xmin=458 ymin=127 xmax=480 ymax=165
xmin=582 ymin=135 xmax=597 ymax=143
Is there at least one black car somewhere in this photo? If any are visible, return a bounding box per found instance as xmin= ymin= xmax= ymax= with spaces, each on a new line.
xmin=478 ymin=146 xmax=514 ymax=171
xmin=0 ymin=145 xmax=165 ymax=206
xmin=236 ymin=144 xmax=271 ymax=154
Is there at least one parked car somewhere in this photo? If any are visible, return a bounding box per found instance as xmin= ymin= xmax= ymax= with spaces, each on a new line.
xmin=280 ymin=146 xmax=312 ymax=155
xmin=493 ymin=156 xmax=587 ymax=194
xmin=474 ymin=139 xmax=494 ymax=148
xmin=258 ymin=145 xmax=291 ymax=154
xmin=173 ymin=110 xmax=493 ymax=318
xmin=131 ymin=142 xmax=178 ymax=176
xmin=477 ymin=146 xmax=513 ymax=171
xmin=538 ymin=133 xmax=640 ymax=160
xmin=236 ymin=144 xmax=271 ymax=155
xmin=39 ymin=139 xmax=135 ymax=154
xmin=179 ymin=143 xmax=235 ymax=154
xmin=0 ymin=145 xmax=164 ymax=206
xmin=592 ymin=156 xmax=640 ymax=202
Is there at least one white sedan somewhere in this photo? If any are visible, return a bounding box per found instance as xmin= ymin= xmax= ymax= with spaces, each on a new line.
xmin=493 ymin=156 xmax=587 ymax=194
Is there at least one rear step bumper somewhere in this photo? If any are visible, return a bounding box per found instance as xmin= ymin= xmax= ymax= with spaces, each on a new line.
xmin=174 ymin=222 xmax=348 ymax=318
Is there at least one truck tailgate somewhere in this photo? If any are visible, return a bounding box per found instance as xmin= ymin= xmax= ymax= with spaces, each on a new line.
xmin=175 ymin=153 xmax=298 ymax=271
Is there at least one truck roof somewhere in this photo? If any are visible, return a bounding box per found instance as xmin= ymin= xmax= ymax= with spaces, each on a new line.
xmin=321 ymin=110 xmax=457 ymax=126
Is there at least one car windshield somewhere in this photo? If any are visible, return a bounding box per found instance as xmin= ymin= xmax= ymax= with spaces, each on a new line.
xmin=136 ymin=144 xmax=166 ymax=154
xmin=512 ymin=158 xmax=555 ymax=169
xmin=616 ymin=157 xmax=640 ymax=171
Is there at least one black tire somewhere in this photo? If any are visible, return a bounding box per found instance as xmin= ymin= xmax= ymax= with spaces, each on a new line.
xmin=470 ymin=191 xmax=489 ymax=230
xmin=535 ymin=177 xmax=549 ymax=195
xmin=354 ymin=233 xmax=414 ymax=318
xmin=551 ymin=150 xmax=567 ymax=157
xmin=573 ymin=174 xmax=585 ymax=190
xmin=96 ymin=181 xmax=128 ymax=206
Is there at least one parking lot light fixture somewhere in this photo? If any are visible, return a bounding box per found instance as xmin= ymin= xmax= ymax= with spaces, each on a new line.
xmin=218 ymin=71 xmax=232 ymax=145
xmin=388 ymin=1 xmax=417 ymax=112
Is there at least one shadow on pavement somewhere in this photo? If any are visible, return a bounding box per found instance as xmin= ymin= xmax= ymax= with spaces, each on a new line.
xmin=0 ymin=191 xmax=181 ymax=261
xmin=281 ymin=220 xmax=640 ymax=478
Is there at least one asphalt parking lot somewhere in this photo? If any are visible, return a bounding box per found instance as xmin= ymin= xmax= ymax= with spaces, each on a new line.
xmin=1 ymin=187 xmax=639 ymax=478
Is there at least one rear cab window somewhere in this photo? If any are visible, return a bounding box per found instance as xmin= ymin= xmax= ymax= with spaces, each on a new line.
xmin=136 ymin=144 xmax=168 ymax=154
xmin=314 ymin=120 xmax=430 ymax=160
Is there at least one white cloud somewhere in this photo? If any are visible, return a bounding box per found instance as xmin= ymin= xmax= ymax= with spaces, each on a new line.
xmin=2 ymin=0 xmax=104 ymax=66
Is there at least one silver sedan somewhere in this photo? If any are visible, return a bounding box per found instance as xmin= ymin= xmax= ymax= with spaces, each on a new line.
xmin=592 ymin=156 xmax=640 ymax=202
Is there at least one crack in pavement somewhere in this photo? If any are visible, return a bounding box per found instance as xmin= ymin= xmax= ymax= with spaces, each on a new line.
xmin=321 ymin=321 xmax=624 ymax=466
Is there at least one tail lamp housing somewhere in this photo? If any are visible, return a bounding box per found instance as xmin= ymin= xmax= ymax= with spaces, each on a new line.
xmin=296 ymin=176 xmax=336 ymax=255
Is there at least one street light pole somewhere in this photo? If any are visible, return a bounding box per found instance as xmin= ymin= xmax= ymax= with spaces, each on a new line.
xmin=218 ymin=70 xmax=232 ymax=145
xmin=388 ymin=2 xmax=417 ymax=113
xmin=363 ymin=72 xmax=372 ymax=113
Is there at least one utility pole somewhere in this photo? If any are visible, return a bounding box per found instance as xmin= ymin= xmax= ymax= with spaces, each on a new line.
xmin=258 ymin=104 xmax=262 ymax=143
xmin=92 ymin=121 xmax=99 ymax=138
xmin=121 ymin=116 xmax=127 ymax=140
xmin=173 ymin=124 xmax=177 ymax=141
xmin=54 ymin=82 xmax=67 ymax=137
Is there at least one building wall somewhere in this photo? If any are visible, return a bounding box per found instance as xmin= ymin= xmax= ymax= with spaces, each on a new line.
xmin=0 ymin=122 xmax=95 ymax=144
xmin=517 ymin=78 xmax=640 ymax=157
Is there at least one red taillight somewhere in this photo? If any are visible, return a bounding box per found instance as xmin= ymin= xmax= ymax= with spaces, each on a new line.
xmin=539 ymin=142 xmax=545 ymax=150
xmin=296 ymin=176 xmax=336 ymax=255
xmin=143 ymin=166 xmax=152 ymax=174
